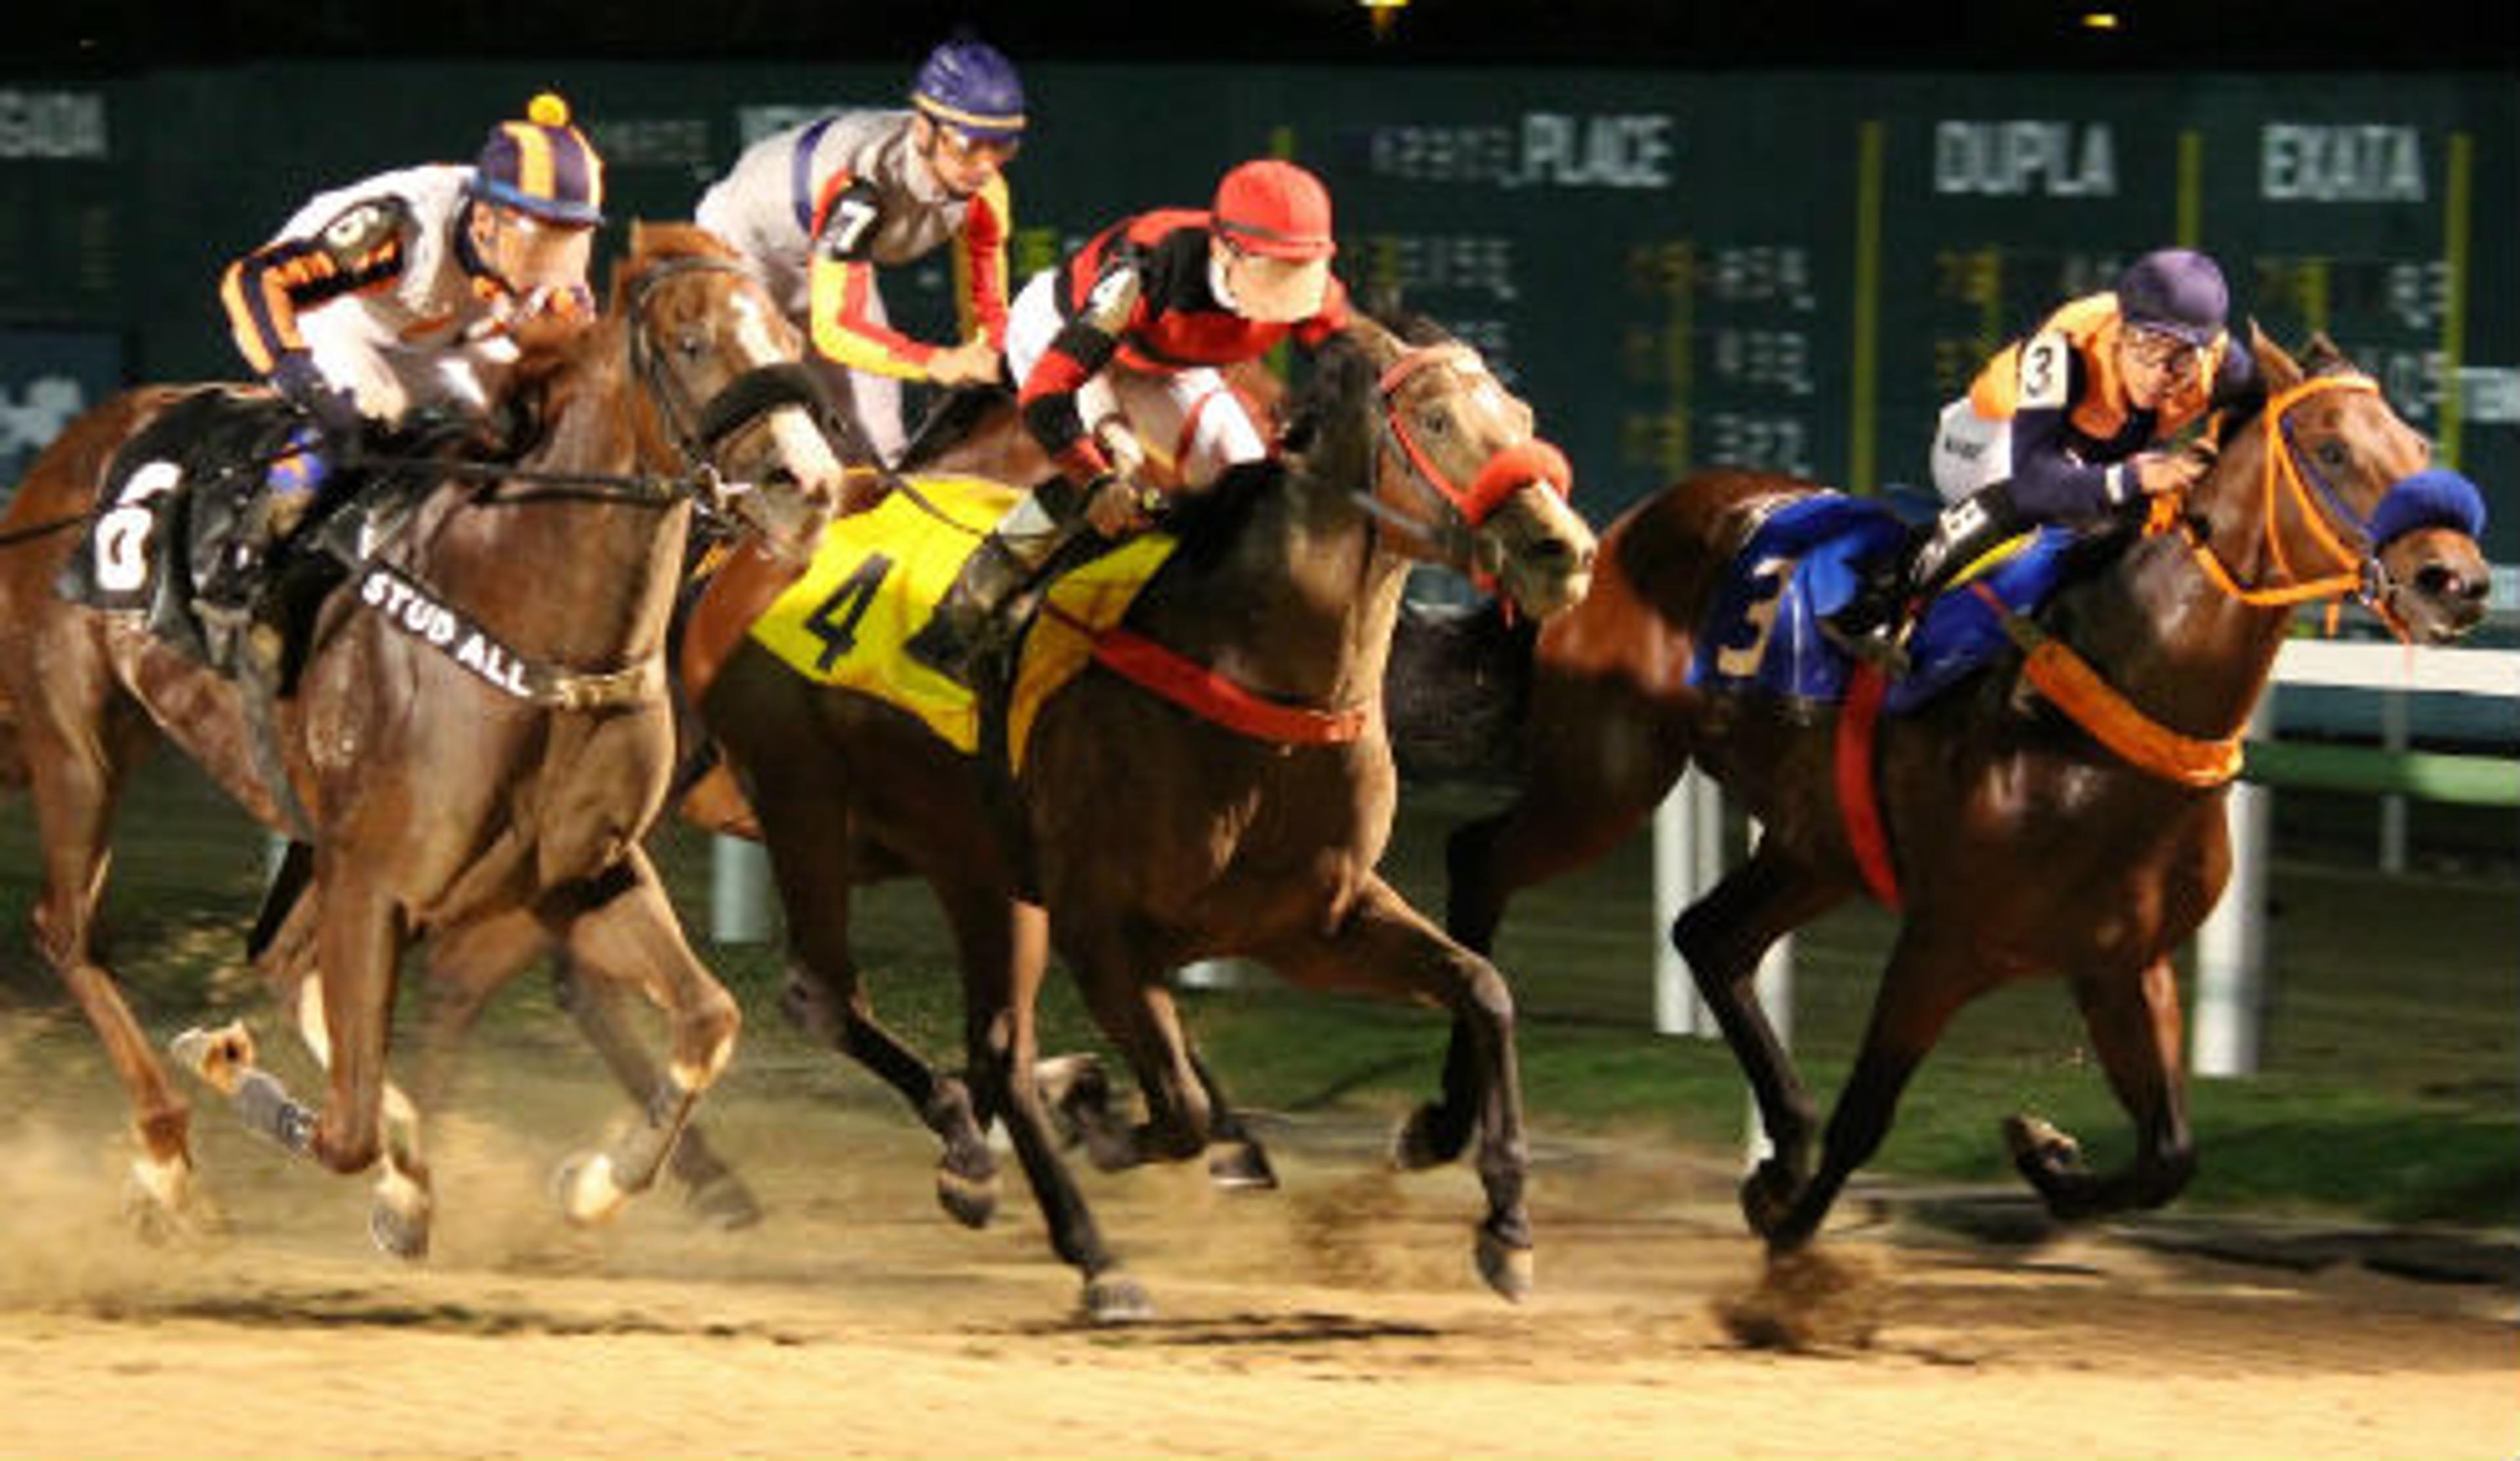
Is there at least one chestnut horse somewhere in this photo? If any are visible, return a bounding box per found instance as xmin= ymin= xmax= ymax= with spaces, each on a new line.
xmin=693 ymin=316 xmax=1597 ymax=1319
xmin=0 ymin=223 xmax=841 ymax=1253
xmin=1431 ymin=329 xmax=2491 ymax=1251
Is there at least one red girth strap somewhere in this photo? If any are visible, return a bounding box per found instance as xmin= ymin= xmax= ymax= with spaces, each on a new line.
xmin=1834 ymin=662 xmax=1902 ymax=909
xmin=1085 ymin=625 xmax=1372 ymax=745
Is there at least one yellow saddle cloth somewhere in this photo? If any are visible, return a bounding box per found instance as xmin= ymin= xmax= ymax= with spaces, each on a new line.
xmin=747 ymin=473 xmax=1175 ymax=767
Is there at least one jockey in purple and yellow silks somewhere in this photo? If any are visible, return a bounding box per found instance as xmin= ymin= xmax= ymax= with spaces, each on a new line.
xmin=206 ymin=93 xmax=608 ymax=650
xmin=695 ymin=33 xmax=1021 ymax=469
xmin=1826 ymin=248 xmax=2264 ymax=671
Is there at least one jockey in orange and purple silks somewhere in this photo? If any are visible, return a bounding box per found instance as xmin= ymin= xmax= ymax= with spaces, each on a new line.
xmin=695 ymin=33 xmax=1022 ymax=472
xmin=1826 ymin=248 xmax=2265 ymax=671
xmin=208 ymin=93 xmax=606 ymax=632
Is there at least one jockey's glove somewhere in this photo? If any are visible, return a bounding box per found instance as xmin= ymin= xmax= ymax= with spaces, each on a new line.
xmin=1083 ymin=470 xmax=1164 ymax=537
xmin=270 ymin=352 xmax=366 ymax=440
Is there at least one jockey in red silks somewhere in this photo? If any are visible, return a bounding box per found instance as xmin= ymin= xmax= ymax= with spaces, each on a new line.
xmin=1825 ymin=247 xmax=2264 ymax=672
xmin=696 ymin=33 xmax=1022 ymax=472
xmin=907 ymin=157 xmax=1351 ymax=683
xmin=211 ymin=94 xmax=608 ymax=627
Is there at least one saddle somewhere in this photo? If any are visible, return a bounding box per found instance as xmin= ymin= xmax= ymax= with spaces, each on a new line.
xmin=1689 ymin=495 xmax=2102 ymax=716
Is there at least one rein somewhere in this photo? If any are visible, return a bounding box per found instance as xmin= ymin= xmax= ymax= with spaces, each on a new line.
xmin=2159 ymin=373 xmax=2385 ymax=611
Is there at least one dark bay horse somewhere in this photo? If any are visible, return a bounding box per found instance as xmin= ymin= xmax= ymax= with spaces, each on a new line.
xmin=1433 ymin=329 xmax=2490 ymax=1251
xmin=694 ymin=316 xmax=1597 ymax=1319
xmin=0 ymin=222 xmax=843 ymax=1252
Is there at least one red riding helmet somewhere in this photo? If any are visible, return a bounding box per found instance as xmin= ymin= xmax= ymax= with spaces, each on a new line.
xmin=470 ymin=93 xmax=606 ymax=227
xmin=1211 ymin=159 xmax=1336 ymax=261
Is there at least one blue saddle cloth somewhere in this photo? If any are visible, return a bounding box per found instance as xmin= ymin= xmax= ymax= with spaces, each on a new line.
xmin=1686 ymin=495 xmax=2076 ymax=713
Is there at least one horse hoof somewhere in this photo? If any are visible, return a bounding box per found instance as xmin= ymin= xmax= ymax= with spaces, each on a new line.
xmin=683 ymin=1170 xmax=766 ymax=1231
xmin=1082 ymin=1272 xmax=1155 ymax=1325
xmin=369 ymin=1198 xmax=431 ymax=1262
xmin=121 ymin=1159 xmax=228 ymax=1246
xmin=1387 ymin=1104 xmax=1466 ymax=1172
xmin=1739 ymin=1160 xmax=1799 ymax=1239
xmin=2004 ymin=1114 xmax=2082 ymax=1172
xmin=1206 ymin=1139 xmax=1278 ymax=1191
xmin=1475 ymin=1227 xmax=1534 ymax=1303
xmin=552 ymin=1152 xmax=629 ymax=1227
xmin=935 ymin=1163 xmax=1001 ymax=1230
xmin=1036 ymin=1052 xmax=1112 ymax=1150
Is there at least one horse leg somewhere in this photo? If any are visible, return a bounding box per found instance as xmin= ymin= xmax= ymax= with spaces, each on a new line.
xmin=1269 ymin=876 xmax=1534 ymax=1303
xmin=549 ymin=953 xmax=764 ymax=1229
xmin=14 ymin=677 xmax=215 ymax=1237
xmin=539 ymin=849 xmax=741 ymax=1225
xmin=1760 ymin=931 xmax=1977 ymax=1252
xmin=1192 ymin=1052 xmax=1278 ymax=1190
xmin=1675 ymin=844 xmax=1845 ymax=1232
xmin=1422 ymin=726 xmax=1687 ymax=1168
xmin=1062 ymin=962 xmax=1215 ymax=1172
xmin=946 ymin=888 xmax=1150 ymax=1323
xmin=2011 ymin=955 xmax=2195 ymax=1220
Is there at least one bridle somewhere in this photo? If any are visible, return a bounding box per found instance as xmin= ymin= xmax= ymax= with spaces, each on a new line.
xmin=620 ymin=253 xmax=848 ymax=491
xmin=1360 ymin=342 xmax=1572 ymax=572
xmin=2162 ymin=371 xmax=2478 ymax=625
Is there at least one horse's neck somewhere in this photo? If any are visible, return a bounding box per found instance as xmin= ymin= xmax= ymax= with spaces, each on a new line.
xmin=1159 ymin=469 xmax=1409 ymax=710
xmin=2070 ymin=424 xmax=2294 ymax=739
xmin=422 ymin=344 xmax=688 ymax=669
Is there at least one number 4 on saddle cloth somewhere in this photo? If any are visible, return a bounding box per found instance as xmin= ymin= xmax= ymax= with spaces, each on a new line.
xmin=1688 ymin=494 xmax=2085 ymax=715
xmin=742 ymin=473 xmax=1181 ymax=770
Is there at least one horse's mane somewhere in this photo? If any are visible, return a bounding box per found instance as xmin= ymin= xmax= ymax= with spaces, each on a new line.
xmin=1161 ymin=310 xmax=1443 ymax=571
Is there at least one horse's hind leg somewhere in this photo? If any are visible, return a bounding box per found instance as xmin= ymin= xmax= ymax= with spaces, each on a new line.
xmin=946 ymin=886 xmax=1149 ymax=1323
xmin=540 ymin=848 xmax=741 ymax=1225
xmin=1675 ymin=842 xmax=1845 ymax=1230
xmin=2011 ymin=955 xmax=2194 ymax=1220
xmin=12 ymin=664 xmax=211 ymax=1235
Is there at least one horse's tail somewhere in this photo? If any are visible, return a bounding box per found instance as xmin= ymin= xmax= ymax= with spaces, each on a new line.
xmin=1385 ymin=597 xmax=1535 ymax=783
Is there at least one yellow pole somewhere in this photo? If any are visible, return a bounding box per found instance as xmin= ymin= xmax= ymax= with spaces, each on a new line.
xmin=1850 ymin=121 xmax=1884 ymax=493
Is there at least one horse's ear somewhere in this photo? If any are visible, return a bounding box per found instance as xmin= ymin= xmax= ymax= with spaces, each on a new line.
xmin=2300 ymin=329 xmax=2353 ymax=375
xmin=2248 ymin=319 xmax=2301 ymax=390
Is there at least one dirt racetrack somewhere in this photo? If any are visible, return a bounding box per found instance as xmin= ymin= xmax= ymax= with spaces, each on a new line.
xmin=1 ymin=1012 xmax=2511 ymax=1461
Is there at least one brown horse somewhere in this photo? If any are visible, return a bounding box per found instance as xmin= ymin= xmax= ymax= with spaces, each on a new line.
xmin=691 ymin=315 xmax=1597 ymax=1319
xmin=0 ymin=222 xmax=841 ymax=1252
xmin=1432 ymin=329 xmax=2492 ymax=1251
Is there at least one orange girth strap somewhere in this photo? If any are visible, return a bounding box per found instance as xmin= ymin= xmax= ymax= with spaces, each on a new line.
xmin=1970 ymin=584 xmax=2242 ymax=787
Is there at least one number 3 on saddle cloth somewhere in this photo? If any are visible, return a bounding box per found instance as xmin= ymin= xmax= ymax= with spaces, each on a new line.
xmin=58 ymin=388 xmax=346 ymax=680
xmin=1687 ymin=494 xmax=2080 ymax=714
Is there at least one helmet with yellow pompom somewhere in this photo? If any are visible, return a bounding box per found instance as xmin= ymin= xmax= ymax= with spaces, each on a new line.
xmin=470 ymin=93 xmax=605 ymax=226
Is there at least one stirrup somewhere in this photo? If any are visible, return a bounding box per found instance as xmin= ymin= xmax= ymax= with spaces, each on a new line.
xmin=1818 ymin=613 xmax=1912 ymax=677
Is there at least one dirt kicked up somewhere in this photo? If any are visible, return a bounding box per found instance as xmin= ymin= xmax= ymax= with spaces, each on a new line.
xmin=1 ymin=1011 xmax=2511 ymax=1461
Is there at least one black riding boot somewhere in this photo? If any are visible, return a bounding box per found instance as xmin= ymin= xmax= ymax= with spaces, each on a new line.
xmin=904 ymin=531 xmax=1047 ymax=687
xmin=1822 ymin=482 xmax=2021 ymax=676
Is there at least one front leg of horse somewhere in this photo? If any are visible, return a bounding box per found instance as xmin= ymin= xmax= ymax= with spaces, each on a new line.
xmin=1282 ymin=882 xmax=1534 ymax=1304
xmin=781 ymin=960 xmax=998 ymax=1229
xmin=2011 ymin=957 xmax=2197 ymax=1222
xmin=546 ymin=858 xmax=741 ymax=1226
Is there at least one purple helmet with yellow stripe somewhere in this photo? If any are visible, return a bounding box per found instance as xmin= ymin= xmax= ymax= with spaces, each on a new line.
xmin=471 ymin=93 xmax=606 ymax=226
xmin=910 ymin=35 xmax=1026 ymax=144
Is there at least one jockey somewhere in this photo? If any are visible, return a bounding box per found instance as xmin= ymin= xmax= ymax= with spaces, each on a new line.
xmin=694 ymin=33 xmax=1022 ymax=471
xmin=1826 ymin=247 xmax=2263 ymax=672
xmin=906 ymin=157 xmax=1351 ymax=683
xmin=208 ymin=92 xmax=605 ymax=648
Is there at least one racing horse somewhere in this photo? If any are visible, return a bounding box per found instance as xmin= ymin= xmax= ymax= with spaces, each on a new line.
xmin=690 ymin=315 xmax=1597 ymax=1319
xmin=0 ymin=222 xmax=843 ymax=1253
xmin=1426 ymin=327 xmax=2491 ymax=1250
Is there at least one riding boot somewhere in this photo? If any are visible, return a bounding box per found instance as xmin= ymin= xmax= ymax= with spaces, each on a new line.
xmin=1822 ymin=481 xmax=2022 ymax=676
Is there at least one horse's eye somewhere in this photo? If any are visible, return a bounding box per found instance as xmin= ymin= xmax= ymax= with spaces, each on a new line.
xmin=677 ymin=331 xmax=708 ymax=360
xmin=2315 ymin=438 xmax=2351 ymax=472
xmin=1417 ymin=406 xmax=1452 ymax=438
